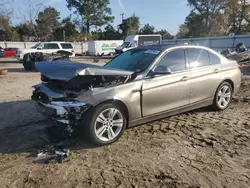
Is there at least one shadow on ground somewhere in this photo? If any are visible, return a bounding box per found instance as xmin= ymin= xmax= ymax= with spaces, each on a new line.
xmin=0 ymin=100 xmax=95 ymax=155
xmin=7 ymin=67 xmax=27 ymax=73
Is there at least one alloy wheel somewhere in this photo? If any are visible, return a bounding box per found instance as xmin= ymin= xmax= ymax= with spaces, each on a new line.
xmin=217 ymin=85 xmax=231 ymax=109
xmin=94 ymin=108 xmax=124 ymax=142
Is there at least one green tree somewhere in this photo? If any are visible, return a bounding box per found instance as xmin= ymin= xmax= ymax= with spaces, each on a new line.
xmin=103 ymin=24 xmax=122 ymax=40
xmin=139 ymin=24 xmax=155 ymax=34
xmin=225 ymin=0 xmax=250 ymax=34
xmin=36 ymin=6 xmax=60 ymax=41
xmin=0 ymin=16 xmax=20 ymax=41
xmin=155 ymin=29 xmax=173 ymax=39
xmin=176 ymin=24 xmax=189 ymax=38
xmin=119 ymin=15 xmax=140 ymax=37
xmin=186 ymin=0 xmax=227 ymax=37
xmin=53 ymin=17 xmax=79 ymax=41
xmin=16 ymin=22 xmax=37 ymax=41
xmin=66 ymin=0 xmax=114 ymax=34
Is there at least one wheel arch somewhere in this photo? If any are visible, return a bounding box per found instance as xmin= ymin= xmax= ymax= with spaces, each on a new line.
xmin=221 ymin=79 xmax=234 ymax=93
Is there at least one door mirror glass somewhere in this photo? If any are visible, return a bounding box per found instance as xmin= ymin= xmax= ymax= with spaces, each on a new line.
xmin=151 ymin=65 xmax=171 ymax=76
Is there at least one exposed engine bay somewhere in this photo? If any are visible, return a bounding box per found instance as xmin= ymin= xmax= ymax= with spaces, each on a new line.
xmin=31 ymin=61 xmax=136 ymax=134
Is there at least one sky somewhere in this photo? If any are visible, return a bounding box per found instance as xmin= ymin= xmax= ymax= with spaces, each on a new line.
xmin=10 ymin=0 xmax=191 ymax=35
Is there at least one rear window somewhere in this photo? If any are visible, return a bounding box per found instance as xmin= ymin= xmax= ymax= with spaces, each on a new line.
xmin=60 ymin=43 xmax=73 ymax=49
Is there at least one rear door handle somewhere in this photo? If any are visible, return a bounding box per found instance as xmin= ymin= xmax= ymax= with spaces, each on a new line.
xmin=214 ymin=69 xmax=220 ymax=73
xmin=181 ymin=76 xmax=190 ymax=81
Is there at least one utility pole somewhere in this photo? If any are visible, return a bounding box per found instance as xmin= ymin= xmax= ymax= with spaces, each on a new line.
xmin=63 ymin=30 xmax=65 ymax=41
xmin=121 ymin=13 xmax=124 ymax=22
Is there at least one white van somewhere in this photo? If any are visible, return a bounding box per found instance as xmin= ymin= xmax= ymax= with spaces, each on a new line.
xmin=115 ymin=34 xmax=162 ymax=55
xmin=88 ymin=40 xmax=123 ymax=56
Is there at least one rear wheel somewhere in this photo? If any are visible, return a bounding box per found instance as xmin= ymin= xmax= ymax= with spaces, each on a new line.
xmin=81 ymin=103 xmax=127 ymax=146
xmin=212 ymin=82 xmax=232 ymax=111
xmin=23 ymin=54 xmax=32 ymax=70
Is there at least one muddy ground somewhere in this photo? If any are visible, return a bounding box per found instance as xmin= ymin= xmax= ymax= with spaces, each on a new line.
xmin=0 ymin=59 xmax=249 ymax=188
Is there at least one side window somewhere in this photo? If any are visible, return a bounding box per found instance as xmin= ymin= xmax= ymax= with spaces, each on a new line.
xmin=157 ymin=49 xmax=186 ymax=72
xmin=209 ymin=52 xmax=221 ymax=65
xmin=42 ymin=43 xmax=49 ymax=49
xmin=187 ymin=48 xmax=210 ymax=68
xmin=37 ymin=43 xmax=44 ymax=49
xmin=48 ymin=43 xmax=60 ymax=49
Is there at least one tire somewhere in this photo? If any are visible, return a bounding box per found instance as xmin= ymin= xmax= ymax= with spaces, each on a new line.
xmin=80 ymin=102 xmax=127 ymax=146
xmin=212 ymin=82 xmax=233 ymax=111
xmin=23 ymin=54 xmax=32 ymax=70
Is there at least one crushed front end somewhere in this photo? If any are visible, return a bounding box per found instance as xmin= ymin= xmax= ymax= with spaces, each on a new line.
xmin=32 ymin=61 xmax=135 ymax=134
xmin=32 ymin=84 xmax=90 ymax=133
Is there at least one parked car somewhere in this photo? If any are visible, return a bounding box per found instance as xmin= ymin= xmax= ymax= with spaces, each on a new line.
xmin=16 ymin=42 xmax=75 ymax=61
xmin=32 ymin=44 xmax=242 ymax=146
xmin=4 ymin=48 xmax=18 ymax=57
xmin=0 ymin=47 xmax=4 ymax=57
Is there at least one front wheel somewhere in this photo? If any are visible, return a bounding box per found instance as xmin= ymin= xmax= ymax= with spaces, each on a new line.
xmin=81 ymin=103 xmax=127 ymax=146
xmin=212 ymin=82 xmax=233 ymax=111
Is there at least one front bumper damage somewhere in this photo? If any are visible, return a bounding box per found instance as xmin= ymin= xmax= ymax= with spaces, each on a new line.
xmin=32 ymin=88 xmax=90 ymax=134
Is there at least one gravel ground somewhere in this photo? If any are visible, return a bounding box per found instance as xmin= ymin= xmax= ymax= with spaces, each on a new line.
xmin=0 ymin=58 xmax=250 ymax=188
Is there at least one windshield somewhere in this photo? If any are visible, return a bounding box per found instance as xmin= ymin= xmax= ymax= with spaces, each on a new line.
xmin=31 ymin=43 xmax=41 ymax=49
xmin=105 ymin=49 xmax=160 ymax=72
xmin=120 ymin=42 xmax=130 ymax=48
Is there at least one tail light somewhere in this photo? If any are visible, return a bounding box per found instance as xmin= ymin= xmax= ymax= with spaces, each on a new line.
xmin=238 ymin=64 xmax=241 ymax=70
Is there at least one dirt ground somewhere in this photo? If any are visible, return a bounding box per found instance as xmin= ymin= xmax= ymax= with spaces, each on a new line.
xmin=0 ymin=58 xmax=250 ymax=188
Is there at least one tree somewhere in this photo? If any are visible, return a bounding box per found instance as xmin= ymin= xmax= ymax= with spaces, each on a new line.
xmin=119 ymin=15 xmax=140 ymax=37
xmin=36 ymin=7 xmax=60 ymax=41
xmin=155 ymin=29 xmax=173 ymax=39
xmin=66 ymin=0 xmax=114 ymax=34
xmin=225 ymin=0 xmax=250 ymax=34
xmin=0 ymin=0 xmax=13 ymax=17
xmin=139 ymin=24 xmax=155 ymax=34
xmin=186 ymin=0 xmax=227 ymax=37
xmin=0 ymin=16 xmax=20 ymax=41
xmin=14 ymin=0 xmax=44 ymax=41
xmin=53 ymin=17 xmax=79 ymax=41
xmin=16 ymin=22 xmax=37 ymax=41
xmin=176 ymin=24 xmax=189 ymax=38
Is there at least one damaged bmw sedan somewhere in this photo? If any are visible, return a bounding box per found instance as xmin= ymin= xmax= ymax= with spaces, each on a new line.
xmin=32 ymin=44 xmax=242 ymax=145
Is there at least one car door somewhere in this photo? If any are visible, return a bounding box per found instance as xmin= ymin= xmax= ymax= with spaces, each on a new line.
xmin=186 ymin=48 xmax=222 ymax=103
xmin=142 ymin=48 xmax=191 ymax=117
xmin=47 ymin=43 xmax=60 ymax=53
xmin=37 ymin=43 xmax=49 ymax=53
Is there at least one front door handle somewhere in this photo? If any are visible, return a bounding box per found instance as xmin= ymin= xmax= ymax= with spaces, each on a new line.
xmin=181 ymin=76 xmax=190 ymax=81
xmin=214 ymin=69 xmax=220 ymax=73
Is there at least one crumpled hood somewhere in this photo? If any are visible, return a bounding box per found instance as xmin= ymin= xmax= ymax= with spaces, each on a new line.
xmin=35 ymin=60 xmax=134 ymax=81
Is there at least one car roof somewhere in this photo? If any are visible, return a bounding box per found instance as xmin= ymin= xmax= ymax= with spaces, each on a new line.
xmin=138 ymin=44 xmax=210 ymax=52
xmin=42 ymin=41 xmax=72 ymax=44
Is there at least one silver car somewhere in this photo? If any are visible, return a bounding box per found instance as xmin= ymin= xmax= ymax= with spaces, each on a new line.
xmin=32 ymin=44 xmax=242 ymax=145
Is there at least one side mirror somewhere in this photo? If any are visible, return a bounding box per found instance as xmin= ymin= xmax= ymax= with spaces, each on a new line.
xmin=151 ymin=65 xmax=171 ymax=76
xmin=37 ymin=47 xmax=42 ymax=50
